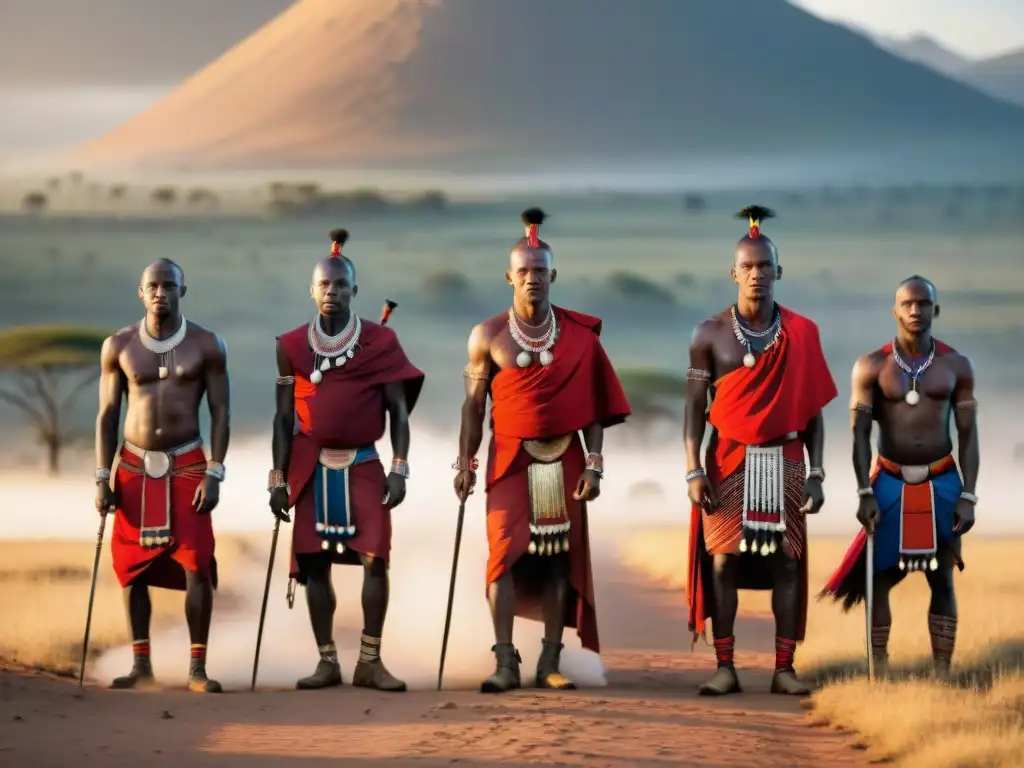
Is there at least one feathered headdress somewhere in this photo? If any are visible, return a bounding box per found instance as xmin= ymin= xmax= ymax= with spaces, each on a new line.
xmin=736 ymin=206 xmax=775 ymax=239
xmin=328 ymin=227 xmax=349 ymax=257
xmin=521 ymin=207 xmax=547 ymax=248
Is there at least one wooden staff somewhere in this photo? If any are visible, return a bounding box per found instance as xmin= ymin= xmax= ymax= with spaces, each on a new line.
xmin=437 ymin=499 xmax=466 ymax=690
xmin=251 ymin=517 xmax=281 ymax=691
xmin=78 ymin=510 xmax=110 ymax=687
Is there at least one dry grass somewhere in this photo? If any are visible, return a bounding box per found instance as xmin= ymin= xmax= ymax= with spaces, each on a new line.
xmin=621 ymin=528 xmax=1024 ymax=767
xmin=0 ymin=534 xmax=262 ymax=675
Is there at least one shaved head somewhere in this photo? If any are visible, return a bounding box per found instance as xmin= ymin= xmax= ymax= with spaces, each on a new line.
xmin=138 ymin=258 xmax=185 ymax=318
xmin=312 ymin=255 xmax=355 ymax=286
xmin=734 ymin=236 xmax=778 ymax=266
xmin=897 ymin=274 xmax=936 ymax=301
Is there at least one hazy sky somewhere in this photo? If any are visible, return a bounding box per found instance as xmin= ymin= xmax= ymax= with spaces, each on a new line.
xmin=792 ymin=0 xmax=1024 ymax=57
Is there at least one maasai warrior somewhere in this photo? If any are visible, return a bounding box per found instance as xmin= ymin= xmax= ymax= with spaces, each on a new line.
xmin=684 ymin=206 xmax=838 ymax=696
xmin=95 ymin=259 xmax=229 ymax=692
xmin=820 ymin=276 xmax=978 ymax=677
xmin=269 ymin=228 xmax=424 ymax=692
xmin=454 ymin=208 xmax=631 ymax=693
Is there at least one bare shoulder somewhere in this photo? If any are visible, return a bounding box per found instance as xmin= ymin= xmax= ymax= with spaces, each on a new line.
xmin=852 ymin=349 xmax=886 ymax=380
xmin=947 ymin=350 xmax=975 ymax=380
xmin=690 ymin=311 xmax=728 ymax=347
xmin=186 ymin=320 xmax=227 ymax=359
xmin=103 ymin=324 xmax=137 ymax=361
xmin=469 ymin=313 xmax=506 ymax=349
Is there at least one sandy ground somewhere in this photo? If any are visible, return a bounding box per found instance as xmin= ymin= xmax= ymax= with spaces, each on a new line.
xmin=0 ymin=564 xmax=867 ymax=768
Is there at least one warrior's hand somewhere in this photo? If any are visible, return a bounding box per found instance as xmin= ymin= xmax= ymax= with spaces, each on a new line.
xmin=453 ymin=470 xmax=476 ymax=502
xmin=953 ymin=498 xmax=975 ymax=535
xmin=268 ymin=485 xmax=291 ymax=523
xmin=687 ymin=475 xmax=717 ymax=511
xmin=193 ymin=475 xmax=221 ymax=515
xmin=800 ymin=477 xmax=825 ymax=515
xmin=95 ymin=482 xmax=117 ymax=516
xmin=383 ymin=472 xmax=406 ymax=508
xmin=856 ymin=496 xmax=881 ymax=533
xmin=572 ymin=469 xmax=601 ymax=502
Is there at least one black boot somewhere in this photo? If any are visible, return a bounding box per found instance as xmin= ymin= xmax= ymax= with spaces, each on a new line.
xmin=535 ymin=639 xmax=576 ymax=690
xmin=480 ymin=643 xmax=521 ymax=693
xmin=109 ymin=658 xmax=156 ymax=690
xmin=297 ymin=643 xmax=343 ymax=690
xmin=698 ymin=664 xmax=742 ymax=696
xmin=187 ymin=645 xmax=223 ymax=693
xmin=770 ymin=667 xmax=811 ymax=696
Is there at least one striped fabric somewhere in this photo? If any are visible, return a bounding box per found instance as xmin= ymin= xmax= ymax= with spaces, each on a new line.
xmin=703 ymin=458 xmax=807 ymax=557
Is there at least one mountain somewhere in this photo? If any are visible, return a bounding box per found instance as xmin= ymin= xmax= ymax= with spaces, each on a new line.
xmin=0 ymin=0 xmax=292 ymax=86
xmin=961 ymin=49 xmax=1024 ymax=107
xmin=69 ymin=0 xmax=1024 ymax=181
xmin=875 ymin=34 xmax=974 ymax=78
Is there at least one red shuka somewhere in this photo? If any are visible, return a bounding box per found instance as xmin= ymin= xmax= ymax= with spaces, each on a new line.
xmin=686 ymin=307 xmax=838 ymax=643
xmin=110 ymin=444 xmax=216 ymax=590
xmin=277 ymin=319 xmax=425 ymax=578
xmin=485 ymin=307 xmax=631 ymax=653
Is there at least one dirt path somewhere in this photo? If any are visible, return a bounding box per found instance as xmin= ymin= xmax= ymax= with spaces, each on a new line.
xmin=0 ymin=564 xmax=867 ymax=767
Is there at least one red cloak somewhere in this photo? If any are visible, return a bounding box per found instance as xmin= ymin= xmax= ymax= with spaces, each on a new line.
xmin=110 ymin=444 xmax=217 ymax=591
xmin=686 ymin=307 xmax=838 ymax=643
xmin=277 ymin=319 xmax=425 ymax=579
xmin=485 ymin=307 xmax=631 ymax=653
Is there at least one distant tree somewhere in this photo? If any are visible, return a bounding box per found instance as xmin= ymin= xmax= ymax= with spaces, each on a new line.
xmin=409 ymin=189 xmax=449 ymax=212
xmin=68 ymin=171 xmax=84 ymax=186
xmin=21 ymin=191 xmax=48 ymax=214
xmin=604 ymin=271 xmax=678 ymax=309
xmin=683 ymin=193 xmax=706 ymax=212
xmin=420 ymin=270 xmax=474 ymax=309
xmin=185 ymin=188 xmax=219 ymax=208
xmin=615 ymin=367 xmax=687 ymax=444
xmin=151 ymin=186 xmax=177 ymax=206
xmin=0 ymin=326 xmax=110 ymax=474
xmin=108 ymin=184 xmax=128 ymax=200
xmin=46 ymin=177 xmax=61 ymax=192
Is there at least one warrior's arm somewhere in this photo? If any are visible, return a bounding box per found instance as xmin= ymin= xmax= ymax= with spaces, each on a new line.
xmin=272 ymin=340 xmax=295 ymax=477
xmin=384 ymin=381 xmax=410 ymax=465
xmin=204 ymin=333 xmax=230 ymax=465
xmin=801 ymin=412 xmax=825 ymax=470
xmin=849 ymin=355 xmax=876 ymax=490
xmin=952 ymin=355 xmax=979 ymax=494
xmin=458 ymin=323 xmax=491 ymax=463
xmin=684 ymin=322 xmax=715 ymax=472
xmin=95 ymin=335 xmax=126 ymax=472
xmin=581 ymin=422 xmax=604 ymax=457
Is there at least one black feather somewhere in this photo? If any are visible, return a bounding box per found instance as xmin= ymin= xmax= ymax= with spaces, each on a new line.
xmin=328 ymin=228 xmax=349 ymax=245
xmin=735 ymin=205 xmax=775 ymax=222
xmin=520 ymin=207 xmax=547 ymax=226
xmin=385 ymin=299 xmax=398 ymax=310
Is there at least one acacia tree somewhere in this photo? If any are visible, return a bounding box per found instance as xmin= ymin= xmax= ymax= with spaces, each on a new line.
xmin=0 ymin=325 xmax=111 ymax=474
xmin=616 ymin=367 xmax=688 ymax=446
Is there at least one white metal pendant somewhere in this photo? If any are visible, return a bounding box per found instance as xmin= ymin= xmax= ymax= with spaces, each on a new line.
xmin=516 ymin=350 xmax=532 ymax=367
xmin=743 ymin=353 xmax=756 ymax=368
xmin=905 ymin=389 xmax=920 ymax=406
xmin=310 ymin=369 xmax=323 ymax=385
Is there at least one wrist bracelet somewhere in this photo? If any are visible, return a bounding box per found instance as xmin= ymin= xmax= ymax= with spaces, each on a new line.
xmin=857 ymin=487 xmax=874 ymax=497
xmin=206 ymin=461 xmax=226 ymax=481
xmin=960 ymin=491 xmax=978 ymax=504
xmin=452 ymin=456 xmax=479 ymax=472
xmin=267 ymin=469 xmax=286 ymax=492
xmin=95 ymin=467 xmax=111 ymax=483
xmin=390 ymin=458 xmax=410 ymax=478
xmin=808 ymin=467 xmax=825 ymax=481
xmin=685 ymin=468 xmax=706 ymax=482
xmin=584 ymin=452 xmax=604 ymax=476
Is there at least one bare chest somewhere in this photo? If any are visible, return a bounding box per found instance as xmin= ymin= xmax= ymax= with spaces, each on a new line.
xmin=877 ymin=356 xmax=956 ymax=405
xmin=121 ymin=337 xmax=206 ymax=388
xmin=709 ymin=325 xmax=758 ymax=380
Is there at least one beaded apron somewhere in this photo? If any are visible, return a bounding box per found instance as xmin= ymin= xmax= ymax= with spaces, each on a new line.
xmin=313 ymin=446 xmax=378 ymax=554
xmin=523 ymin=435 xmax=573 ymax=556
xmin=120 ymin=438 xmax=206 ymax=548
xmin=739 ymin=433 xmax=797 ymax=556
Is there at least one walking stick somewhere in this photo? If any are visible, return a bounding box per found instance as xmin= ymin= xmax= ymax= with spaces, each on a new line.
xmin=79 ymin=511 xmax=109 ymax=687
xmin=251 ymin=517 xmax=281 ymax=691
xmin=865 ymin=530 xmax=875 ymax=681
xmin=437 ymin=499 xmax=466 ymax=690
